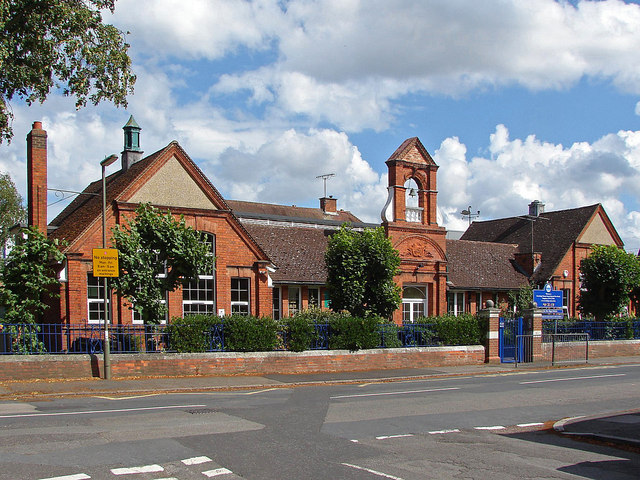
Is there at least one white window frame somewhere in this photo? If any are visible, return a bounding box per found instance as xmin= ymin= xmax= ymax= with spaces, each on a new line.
xmin=272 ymin=286 xmax=281 ymax=320
xmin=308 ymin=287 xmax=320 ymax=309
xmin=183 ymin=233 xmax=216 ymax=316
xmin=231 ymin=277 xmax=250 ymax=315
xmin=402 ymin=285 xmax=427 ymax=323
xmin=87 ymin=273 xmax=109 ymax=324
xmin=288 ymin=286 xmax=301 ymax=316
xmin=447 ymin=291 xmax=465 ymax=316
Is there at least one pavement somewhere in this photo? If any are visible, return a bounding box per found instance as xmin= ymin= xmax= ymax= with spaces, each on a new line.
xmin=1 ymin=355 xmax=639 ymax=452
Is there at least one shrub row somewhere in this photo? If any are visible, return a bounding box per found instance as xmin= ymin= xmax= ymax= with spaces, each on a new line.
xmin=166 ymin=310 xmax=487 ymax=353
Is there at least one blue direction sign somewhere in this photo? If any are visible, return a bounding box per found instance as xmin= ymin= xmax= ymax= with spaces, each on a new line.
xmin=533 ymin=283 xmax=563 ymax=319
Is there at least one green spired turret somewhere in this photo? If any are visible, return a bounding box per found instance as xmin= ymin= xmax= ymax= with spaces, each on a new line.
xmin=121 ymin=115 xmax=143 ymax=170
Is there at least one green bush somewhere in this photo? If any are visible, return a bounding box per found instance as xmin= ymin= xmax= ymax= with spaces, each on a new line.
xmin=224 ymin=314 xmax=279 ymax=352
xmin=379 ymin=320 xmax=402 ymax=348
xmin=414 ymin=314 xmax=485 ymax=346
xmin=283 ymin=310 xmax=318 ymax=352
xmin=328 ymin=312 xmax=380 ymax=351
xmin=401 ymin=323 xmax=438 ymax=346
xmin=166 ymin=315 xmax=222 ymax=353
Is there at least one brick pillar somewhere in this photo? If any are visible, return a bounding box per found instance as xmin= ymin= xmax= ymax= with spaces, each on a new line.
xmin=27 ymin=121 xmax=48 ymax=236
xmin=479 ymin=303 xmax=501 ymax=363
xmin=524 ymin=307 xmax=543 ymax=361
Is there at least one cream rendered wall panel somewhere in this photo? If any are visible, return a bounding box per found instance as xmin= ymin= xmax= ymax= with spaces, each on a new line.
xmin=129 ymin=156 xmax=217 ymax=210
xmin=578 ymin=215 xmax=616 ymax=245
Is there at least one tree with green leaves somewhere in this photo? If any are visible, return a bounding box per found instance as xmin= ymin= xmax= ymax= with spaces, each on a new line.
xmin=111 ymin=203 xmax=213 ymax=325
xmin=0 ymin=172 xmax=26 ymax=257
xmin=579 ymin=245 xmax=640 ymax=321
xmin=0 ymin=226 xmax=64 ymax=323
xmin=0 ymin=0 xmax=136 ymax=142
xmin=325 ymin=225 xmax=401 ymax=318
xmin=507 ymin=283 xmax=533 ymax=317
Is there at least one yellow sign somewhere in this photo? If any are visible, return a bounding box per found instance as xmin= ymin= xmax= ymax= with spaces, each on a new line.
xmin=92 ymin=248 xmax=120 ymax=277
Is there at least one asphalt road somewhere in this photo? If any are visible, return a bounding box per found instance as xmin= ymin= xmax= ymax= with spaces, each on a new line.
xmin=1 ymin=364 xmax=638 ymax=479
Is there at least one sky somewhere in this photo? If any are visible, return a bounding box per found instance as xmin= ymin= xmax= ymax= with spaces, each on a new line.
xmin=2 ymin=0 xmax=640 ymax=252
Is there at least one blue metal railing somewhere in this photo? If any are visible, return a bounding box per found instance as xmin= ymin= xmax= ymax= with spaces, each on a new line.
xmin=4 ymin=319 xmax=636 ymax=354
xmin=542 ymin=320 xmax=640 ymax=341
xmin=0 ymin=323 xmax=168 ymax=355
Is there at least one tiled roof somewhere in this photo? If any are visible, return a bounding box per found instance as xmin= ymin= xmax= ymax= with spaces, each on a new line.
xmin=446 ymin=239 xmax=529 ymax=289
xmin=387 ymin=137 xmax=436 ymax=165
xmin=460 ymin=204 xmax=602 ymax=283
xmin=241 ymin=223 xmax=331 ymax=284
xmin=49 ymin=142 xmax=230 ymax=251
xmin=226 ymin=199 xmax=366 ymax=226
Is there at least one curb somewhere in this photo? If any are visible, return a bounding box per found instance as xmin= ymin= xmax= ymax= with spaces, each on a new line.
xmin=553 ymin=413 xmax=640 ymax=452
xmin=0 ymin=368 xmax=524 ymax=401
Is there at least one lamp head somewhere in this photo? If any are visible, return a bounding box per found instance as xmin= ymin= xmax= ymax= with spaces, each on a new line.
xmin=101 ymin=154 xmax=118 ymax=167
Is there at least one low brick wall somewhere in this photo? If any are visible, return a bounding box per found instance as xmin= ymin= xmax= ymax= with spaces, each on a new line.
xmin=586 ymin=339 xmax=640 ymax=358
xmin=0 ymin=346 xmax=485 ymax=381
xmin=541 ymin=339 xmax=639 ymax=361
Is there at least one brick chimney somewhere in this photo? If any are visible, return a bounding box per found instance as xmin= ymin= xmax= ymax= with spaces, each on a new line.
xmin=27 ymin=121 xmax=48 ymax=236
xmin=320 ymin=196 xmax=337 ymax=215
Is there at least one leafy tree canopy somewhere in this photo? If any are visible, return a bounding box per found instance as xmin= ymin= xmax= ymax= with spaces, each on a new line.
xmin=0 ymin=0 xmax=135 ymax=142
xmin=0 ymin=226 xmax=64 ymax=324
xmin=111 ymin=203 xmax=213 ymax=324
xmin=579 ymin=244 xmax=640 ymax=321
xmin=0 ymin=171 xmax=26 ymax=257
xmin=325 ymin=225 xmax=401 ymax=318
xmin=507 ymin=283 xmax=533 ymax=317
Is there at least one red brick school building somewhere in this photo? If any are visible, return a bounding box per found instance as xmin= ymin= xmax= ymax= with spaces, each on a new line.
xmin=24 ymin=119 xmax=624 ymax=326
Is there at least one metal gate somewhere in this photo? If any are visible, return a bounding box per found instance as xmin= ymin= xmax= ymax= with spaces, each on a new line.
xmin=499 ymin=317 xmax=523 ymax=363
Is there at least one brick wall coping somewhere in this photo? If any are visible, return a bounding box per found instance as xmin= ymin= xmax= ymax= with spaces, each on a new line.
xmin=0 ymin=345 xmax=484 ymax=363
xmin=0 ymin=346 xmax=486 ymax=381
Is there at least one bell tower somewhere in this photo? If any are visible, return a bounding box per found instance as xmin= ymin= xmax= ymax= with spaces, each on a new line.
xmin=381 ymin=137 xmax=448 ymax=322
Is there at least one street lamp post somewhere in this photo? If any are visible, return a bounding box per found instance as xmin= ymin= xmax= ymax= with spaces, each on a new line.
xmin=101 ymin=154 xmax=118 ymax=380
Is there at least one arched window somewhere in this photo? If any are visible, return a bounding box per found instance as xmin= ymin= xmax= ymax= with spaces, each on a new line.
xmin=183 ymin=233 xmax=216 ymax=315
xmin=402 ymin=285 xmax=427 ymax=323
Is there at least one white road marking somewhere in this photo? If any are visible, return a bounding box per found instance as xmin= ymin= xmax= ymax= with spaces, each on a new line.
xmin=520 ymin=373 xmax=625 ymax=385
xmin=342 ymin=463 xmax=405 ymax=480
xmin=94 ymin=394 xmax=160 ymax=400
xmin=39 ymin=475 xmax=91 ymax=480
xmin=429 ymin=429 xmax=460 ymax=434
xmin=111 ymin=464 xmax=164 ymax=475
xmin=474 ymin=426 xmax=505 ymax=430
xmin=244 ymin=388 xmax=280 ymax=395
xmin=202 ymin=468 xmax=233 ymax=477
xmin=182 ymin=456 xmax=212 ymax=465
xmin=376 ymin=434 xmax=414 ymax=440
xmin=330 ymin=387 xmax=459 ymax=399
xmin=0 ymin=404 xmax=206 ymax=419
xmin=517 ymin=422 xmax=545 ymax=428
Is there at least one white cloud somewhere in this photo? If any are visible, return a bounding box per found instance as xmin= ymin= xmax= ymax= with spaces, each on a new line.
xmin=170 ymin=0 xmax=640 ymax=131
xmin=435 ymin=124 xmax=640 ymax=252
xmin=111 ymin=0 xmax=284 ymax=61
xmin=205 ymin=128 xmax=385 ymax=221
